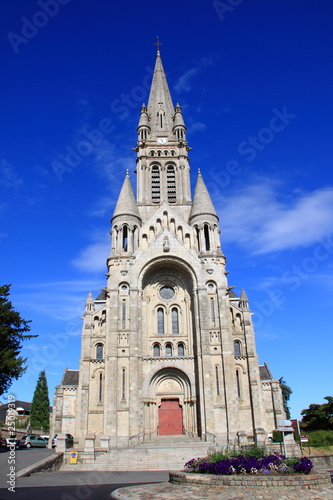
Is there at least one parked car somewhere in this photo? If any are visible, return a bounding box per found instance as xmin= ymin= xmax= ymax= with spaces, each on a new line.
xmin=5 ymin=438 xmax=19 ymax=448
xmin=52 ymin=434 xmax=73 ymax=448
xmin=0 ymin=438 xmax=7 ymax=452
xmin=19 ymin=434 xmax=47 ymax=448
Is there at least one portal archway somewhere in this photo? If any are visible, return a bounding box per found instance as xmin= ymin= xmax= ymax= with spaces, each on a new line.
xmin=143 ymin=368 xmax=198 ymax=438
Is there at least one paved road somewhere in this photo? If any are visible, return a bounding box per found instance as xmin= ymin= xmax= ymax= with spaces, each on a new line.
xmin=0 ymin=447 xmax=54 ymax=485
xmin=0 ymin=470 xmax=168 ymax=500
xmin=0 ymin=448 xmax=168 ymax=500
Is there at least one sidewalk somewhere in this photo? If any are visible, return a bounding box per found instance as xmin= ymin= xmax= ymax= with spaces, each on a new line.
xmin=111 ymin=481 xmax=333 ymax=500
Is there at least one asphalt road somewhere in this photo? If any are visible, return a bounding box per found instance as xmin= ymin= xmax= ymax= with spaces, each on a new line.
xmin=0 ymin=447 xmax=54 ymax=485
xmin=0 ymin=448 xmax=169 ymax=500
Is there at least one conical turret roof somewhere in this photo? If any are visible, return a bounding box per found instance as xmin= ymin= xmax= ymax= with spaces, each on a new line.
xmin=112 ymin=171 xmax=141 ymax=221
xmin=190 ymin=170 xmax=218 ymax=221
xmin=239 ymin=288 xmax=250 ymax=310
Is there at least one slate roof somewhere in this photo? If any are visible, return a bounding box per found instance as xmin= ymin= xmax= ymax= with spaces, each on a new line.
xmin=61 ymin=369 xmax=79 ymax=386
xmin=96 ymin=290 xmax=107 ymax=300
xmin=259 ymin=363 xmax=273 ymax=380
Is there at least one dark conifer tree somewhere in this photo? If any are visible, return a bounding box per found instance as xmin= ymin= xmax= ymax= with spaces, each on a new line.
xmin=0 ymin=284 xmax=36 ymax=395
xmin=30 ymin=371 xmax=50 ymax=432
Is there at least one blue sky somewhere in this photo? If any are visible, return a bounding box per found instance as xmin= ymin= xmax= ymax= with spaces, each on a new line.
xmin=1 ymin=0 xmax=332 ymax=421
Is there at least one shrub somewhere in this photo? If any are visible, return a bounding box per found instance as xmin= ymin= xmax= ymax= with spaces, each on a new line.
xmin=307 ymin=430 xmax=333 ymax=447
xmin=272 ymin=430 xmax=283 ymax=442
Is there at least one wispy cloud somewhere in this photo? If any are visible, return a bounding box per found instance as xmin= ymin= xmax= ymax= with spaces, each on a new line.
xmin=218 ymin=178 xmax=333 ymax=254
xmin=174 ymin=57 xmax=215 ymax=93
xmin=0 ymin=159 xmax=23 ymax=190
xmin=187 ymin=121 xmax=207 ymax=134
xmin=71 ymin=231 xmax=110 ymax=273
xmin=15 ymin=280 xmax=103 ymax=321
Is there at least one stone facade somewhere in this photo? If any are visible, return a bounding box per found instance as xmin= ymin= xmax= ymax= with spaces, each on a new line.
xmin=51 ymin=50 xmax=286 ymax=450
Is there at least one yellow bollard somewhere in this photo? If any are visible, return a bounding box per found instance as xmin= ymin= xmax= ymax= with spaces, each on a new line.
xmin=69 ymin=451 xmax=78 ymax=464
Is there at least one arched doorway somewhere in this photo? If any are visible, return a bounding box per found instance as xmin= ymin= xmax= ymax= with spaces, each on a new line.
xmin=158 ymin=398 xmax=183 ymax=435
xmin=143 ymin=367 xmax=198 ymax=438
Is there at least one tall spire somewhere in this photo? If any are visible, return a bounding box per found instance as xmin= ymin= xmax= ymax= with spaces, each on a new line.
xmin=147 ymin=50 xmax=175 ymax=137
xmin=112 ymin=170 xmax=141 ymax=222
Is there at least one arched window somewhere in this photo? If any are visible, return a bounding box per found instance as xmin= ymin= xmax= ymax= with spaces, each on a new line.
xmin=96 ymin=343 xmax=104 ymax=359
xmin=122 ymin=299 xmax=126 ymax=329
xmin=172 ymin=307 xmax=179 ymax=334
xmin=167 ymin=165 xmax=176 ymax=203
xmin=157 ymin=308 xmax=164 ymax=335
xmin=122 ymin=225 xmax=128 ymax=252
xmin=99 ymin=373 xmax=103 ymax=402
xmin=153 ymin=343 xmax=160 ymax=357
xmin=234 ymin=341 xmax=241 ymax=356
xmin=236 ymin=369 xmax=241 ymax=398
xmin=204 ymin=224 xmax=210 ymax=251
xmin=178 ymin=343 xmax=184 ymax=357
xmin=122 ymin=368 xmax=126 ymax=400
xmin=215 ymin=365 xmax=220 ymax=395
xmin=151 ymin=166 xmax=160 ymax=203
xmin=195 ymin=226 xmax=200 ymax=251
xmin=210 ymin=298 xmax=216 ymax=327
xmin=165 ymin=343 xmax=172 ymax=356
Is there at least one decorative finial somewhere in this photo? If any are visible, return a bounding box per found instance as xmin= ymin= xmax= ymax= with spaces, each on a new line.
xmin=198 ymin=168 xmax=201 ymax=175
xmin=126 ymin=169 xmax=129 ymax=176
xmin=154 ymin=36 xmax=163 ymax=54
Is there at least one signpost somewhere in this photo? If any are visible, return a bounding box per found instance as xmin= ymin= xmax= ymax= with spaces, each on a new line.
xmin=277 ymin=420 xmax=293 ymax=457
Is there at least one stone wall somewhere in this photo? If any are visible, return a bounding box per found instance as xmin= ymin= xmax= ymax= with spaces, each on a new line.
xmin=169 ymin=471 xmax=331 ymax=489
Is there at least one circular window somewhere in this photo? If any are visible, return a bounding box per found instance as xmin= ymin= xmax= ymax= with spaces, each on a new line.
xmin=159 ymin=286 xmax=175 ymax=300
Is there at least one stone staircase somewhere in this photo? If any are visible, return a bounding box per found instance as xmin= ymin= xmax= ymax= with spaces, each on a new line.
xmin=61 ymin=435 xmax=214 ymax=471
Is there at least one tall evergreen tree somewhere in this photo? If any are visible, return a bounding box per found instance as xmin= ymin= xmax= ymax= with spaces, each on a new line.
xmin=30 ymin=371 xmax=50 ymax=432
xmin=0 ymin=284 xmax=37 ymax=395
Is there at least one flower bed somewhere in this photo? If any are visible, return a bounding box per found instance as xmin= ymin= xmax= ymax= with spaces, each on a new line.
xmin=184 ymin=453 xmax=313 ymax=476
xmin=169 ymin=470 xmax=332 ymax=490
xmin=171 ymin=449 xmax=332 ymax=489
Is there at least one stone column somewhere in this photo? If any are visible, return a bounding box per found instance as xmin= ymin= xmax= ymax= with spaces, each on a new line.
xmin=255 ymin=428 xmax=266 ymax=447
xmin=56 ymin=433 xmax=67 ymax=453
xmin=100 ymin=435 xmax=110 ymax=451
xmin=237 ymin=431 xmax=247 ymax=448
xmin=84 ymin=433 xmax=96 ymax=453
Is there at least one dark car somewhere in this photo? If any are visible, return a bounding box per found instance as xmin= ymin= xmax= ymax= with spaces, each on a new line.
xmin=19 ymin=434 xmax=47 ymax=448
xmin=52 ymin=433 xmax=73 ymax=448
xmin=0 ymin=438 xmax=7 ymax=452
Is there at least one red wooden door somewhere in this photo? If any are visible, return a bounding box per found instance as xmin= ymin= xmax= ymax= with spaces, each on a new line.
xmin=158 ymin=399 xmax=183 ymax=435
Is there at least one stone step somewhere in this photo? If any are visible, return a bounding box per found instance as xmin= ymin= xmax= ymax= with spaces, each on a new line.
xmin=61 ymin=442 xmax=211 ymax=471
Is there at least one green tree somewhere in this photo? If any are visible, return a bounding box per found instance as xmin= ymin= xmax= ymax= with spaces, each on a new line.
xmin=300 ymin=396 xmax=333 ymax=432
xmin=0 ymin=284 xmax=37 ymax=395
xmin=279 ymin=377 xmax=292 ymax=419
xmin=29 ymin=371 xmax=50 ymax=432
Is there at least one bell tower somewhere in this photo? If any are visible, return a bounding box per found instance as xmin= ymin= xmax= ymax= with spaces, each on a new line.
xmin=135 ymin=50 xmax=191 ymax=211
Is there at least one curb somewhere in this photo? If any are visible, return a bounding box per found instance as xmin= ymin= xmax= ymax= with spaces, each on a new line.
xmin=17 ymin=452 xmax=63 ymax=477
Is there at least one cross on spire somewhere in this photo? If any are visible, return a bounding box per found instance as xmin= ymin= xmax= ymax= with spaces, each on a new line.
xmin=154 ymin=36 xmax=163 ymax=53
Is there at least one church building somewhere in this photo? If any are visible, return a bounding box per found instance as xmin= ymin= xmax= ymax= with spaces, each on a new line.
xmin=52 ymin=49 xmax=286 ymax=451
